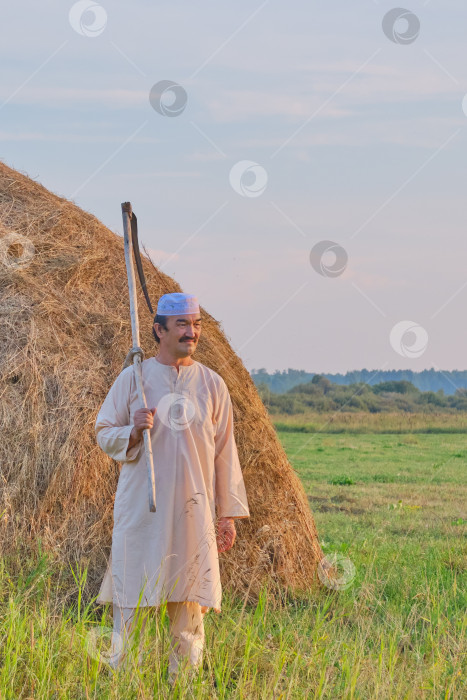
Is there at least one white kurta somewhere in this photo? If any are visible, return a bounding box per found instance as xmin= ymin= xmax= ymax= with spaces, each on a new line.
xmin=94 ymin=357 xmax=250 ymax=613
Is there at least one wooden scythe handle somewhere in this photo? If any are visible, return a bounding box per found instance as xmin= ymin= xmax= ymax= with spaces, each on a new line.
xmin=121 ymin=201 xmax=157 ymax=512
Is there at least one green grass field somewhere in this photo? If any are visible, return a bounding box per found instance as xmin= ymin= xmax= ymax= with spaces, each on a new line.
xmin=0 ymin=418 xmax=465 ymax=698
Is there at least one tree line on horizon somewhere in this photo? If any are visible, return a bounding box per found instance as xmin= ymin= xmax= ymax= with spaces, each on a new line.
xmin=255 ymin=374 xmax=467 ymax=414
xmin=251 ymin=367 xmax=467 ymax=397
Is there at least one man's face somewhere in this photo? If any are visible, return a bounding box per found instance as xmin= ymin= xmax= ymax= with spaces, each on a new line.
xmin=155 ymin=313 xmax=201 ymax=357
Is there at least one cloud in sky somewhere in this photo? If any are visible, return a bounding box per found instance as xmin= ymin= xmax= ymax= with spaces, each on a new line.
xmin=144 ymin=248 xmax=180 ymax=266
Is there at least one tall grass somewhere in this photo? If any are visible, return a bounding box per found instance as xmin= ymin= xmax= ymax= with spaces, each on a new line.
xmin=0 ymin=423 xmax=465 ymax=698
xmin=0 ymin=541 xmax=464 ymax=698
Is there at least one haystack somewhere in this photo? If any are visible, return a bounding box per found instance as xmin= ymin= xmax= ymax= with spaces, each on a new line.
xmin=0 ymin=160 xmax=323 ymax=606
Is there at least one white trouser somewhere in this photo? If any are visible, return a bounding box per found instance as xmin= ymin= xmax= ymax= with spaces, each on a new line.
xmin=166 ymin=601 xmax=205 ymax=676
xmin=109 ymin=605 xmax=148 ymax=670
xmin=109 ymin=601 xmax=206 ymax=674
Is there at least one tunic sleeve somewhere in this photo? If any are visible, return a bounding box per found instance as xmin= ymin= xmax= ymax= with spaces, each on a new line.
xmin=213 ymin=379 xmax=250 ymax=520
xmin=94 ymin=366 xmax=143 ymax=463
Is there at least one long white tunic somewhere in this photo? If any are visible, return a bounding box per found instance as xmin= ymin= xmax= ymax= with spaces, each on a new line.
xmin=94 ymin=357 xmax=250 ymax=613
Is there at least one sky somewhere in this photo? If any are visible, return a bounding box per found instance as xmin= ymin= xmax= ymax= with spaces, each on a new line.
xmin=1 ymin=0 xmax=466 ymax=377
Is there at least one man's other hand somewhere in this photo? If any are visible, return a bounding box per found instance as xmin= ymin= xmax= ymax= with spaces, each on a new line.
xmin=217 ymin=517 xmax=236 ymax=553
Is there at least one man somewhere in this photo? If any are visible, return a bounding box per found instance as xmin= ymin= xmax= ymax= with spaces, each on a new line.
xmin=94 ymin=292 xmax=250 ymax=679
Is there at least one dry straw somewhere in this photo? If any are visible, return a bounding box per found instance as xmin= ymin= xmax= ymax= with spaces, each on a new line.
xmin=0 ymin=160 xmax=323 ymax=608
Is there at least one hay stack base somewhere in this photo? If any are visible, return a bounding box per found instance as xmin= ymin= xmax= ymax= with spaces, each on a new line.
xmin=0 ymin=160 xmax=323 ymax=606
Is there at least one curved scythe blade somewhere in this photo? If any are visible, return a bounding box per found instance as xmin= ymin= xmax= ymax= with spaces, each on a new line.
xmin=130 ymin=211 xmax=154 ymax=315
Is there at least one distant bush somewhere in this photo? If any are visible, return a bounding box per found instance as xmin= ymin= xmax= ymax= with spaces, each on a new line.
xmin=372 ymin=380 xmax=419 ymax=395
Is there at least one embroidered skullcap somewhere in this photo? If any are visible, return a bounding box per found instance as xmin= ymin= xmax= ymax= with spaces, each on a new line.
xmin=156 ymin=293 xmax=200 ymax=316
